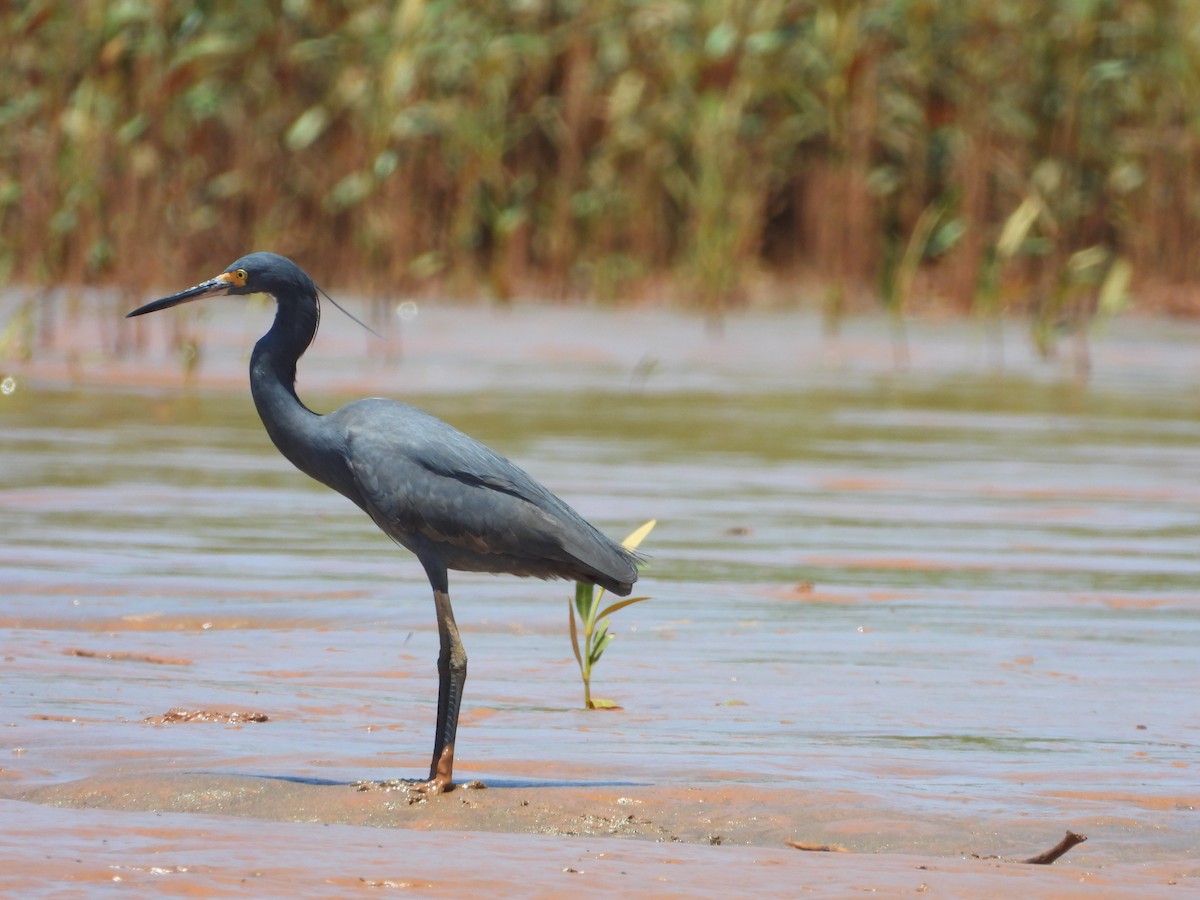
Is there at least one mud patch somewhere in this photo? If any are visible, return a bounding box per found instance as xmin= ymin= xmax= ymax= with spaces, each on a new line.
xmin=143 ymin=709 xmax=270 ymax=726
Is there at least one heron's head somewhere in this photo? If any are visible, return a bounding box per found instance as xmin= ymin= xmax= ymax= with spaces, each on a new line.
xmin=126 ymin=252 xmax=316 ymax=318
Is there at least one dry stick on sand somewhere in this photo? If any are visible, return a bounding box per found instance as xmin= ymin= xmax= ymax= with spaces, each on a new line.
xmin=1022 ymin=831 xmax=1088 ymax=865
xmin=786 ymin=841 xmax=850 ymax=853
xmin=972 ymin=830 xmax=1089 ymax=865
xmin=789 ymin=830 xmax=1087 ymax=864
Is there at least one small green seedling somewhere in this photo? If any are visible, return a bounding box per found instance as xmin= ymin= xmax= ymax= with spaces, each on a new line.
xmin=569 ymin=519 xmax=656 ymax=709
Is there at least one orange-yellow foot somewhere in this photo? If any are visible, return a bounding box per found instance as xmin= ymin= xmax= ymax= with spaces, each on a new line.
xmin=351 ymin=746 xmax=488 ymax=797
xmin=419 ymin=744 xmax=455 ymax=794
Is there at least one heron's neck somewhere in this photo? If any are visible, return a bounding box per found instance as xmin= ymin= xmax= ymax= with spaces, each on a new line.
xmin=249 ymin=296 xmax=322 ymax=472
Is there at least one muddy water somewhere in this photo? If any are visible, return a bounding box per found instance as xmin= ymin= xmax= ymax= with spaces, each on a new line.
xmin=1 ymin=306 xmax=1198 ymax=894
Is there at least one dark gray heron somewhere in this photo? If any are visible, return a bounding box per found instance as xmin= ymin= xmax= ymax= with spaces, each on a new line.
xmin=127 ymin=251 xmax=638 ymax=792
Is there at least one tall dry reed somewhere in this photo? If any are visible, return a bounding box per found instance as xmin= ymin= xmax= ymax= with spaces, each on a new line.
xmin=3 ymin=0 xmax=1198 ymax=325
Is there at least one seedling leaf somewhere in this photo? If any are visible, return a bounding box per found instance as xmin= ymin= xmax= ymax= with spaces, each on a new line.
xmin=568 ymin=599 xmax=583 ymax=670
xmin=574 ymin=581 xmax=593 ymax=622
xmin=622 ymin=518 xmax=657 ymax=550
xmin=588 ymin=624 xmax=614 ymax=667
xmin=597 ymin=595 xmax=651 ymax=620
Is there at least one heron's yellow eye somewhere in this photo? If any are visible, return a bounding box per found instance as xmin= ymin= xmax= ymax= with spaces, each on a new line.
xmin=235 ymin=268 xmax=248 ymax=283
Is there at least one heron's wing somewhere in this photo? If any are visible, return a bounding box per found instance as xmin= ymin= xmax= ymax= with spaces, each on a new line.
xmin=340 ymin=401 xmax=634 ymax=584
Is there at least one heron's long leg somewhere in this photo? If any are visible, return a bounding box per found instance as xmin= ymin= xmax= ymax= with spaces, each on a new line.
xmin=428 ymin=587 xmax=467 ymax=792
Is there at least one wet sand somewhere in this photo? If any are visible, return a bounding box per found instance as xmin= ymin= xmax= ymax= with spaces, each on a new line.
xmin=5 ymin=776 xmax=1189 ymax=897
xmin=3 ymin=304 xmax=1198 ymax=895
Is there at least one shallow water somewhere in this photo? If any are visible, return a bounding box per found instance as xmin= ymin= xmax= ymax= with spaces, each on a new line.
xmin=1 ymin=306 xmax=1198 ymax=891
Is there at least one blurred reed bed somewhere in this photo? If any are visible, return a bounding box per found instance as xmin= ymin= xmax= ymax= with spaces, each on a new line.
xmin=3 ymin=0 xmax=1198 ymax=349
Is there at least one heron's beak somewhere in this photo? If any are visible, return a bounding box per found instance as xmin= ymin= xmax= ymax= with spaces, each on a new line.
xmin=126 ymin=272 xmax=237 ymax=318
